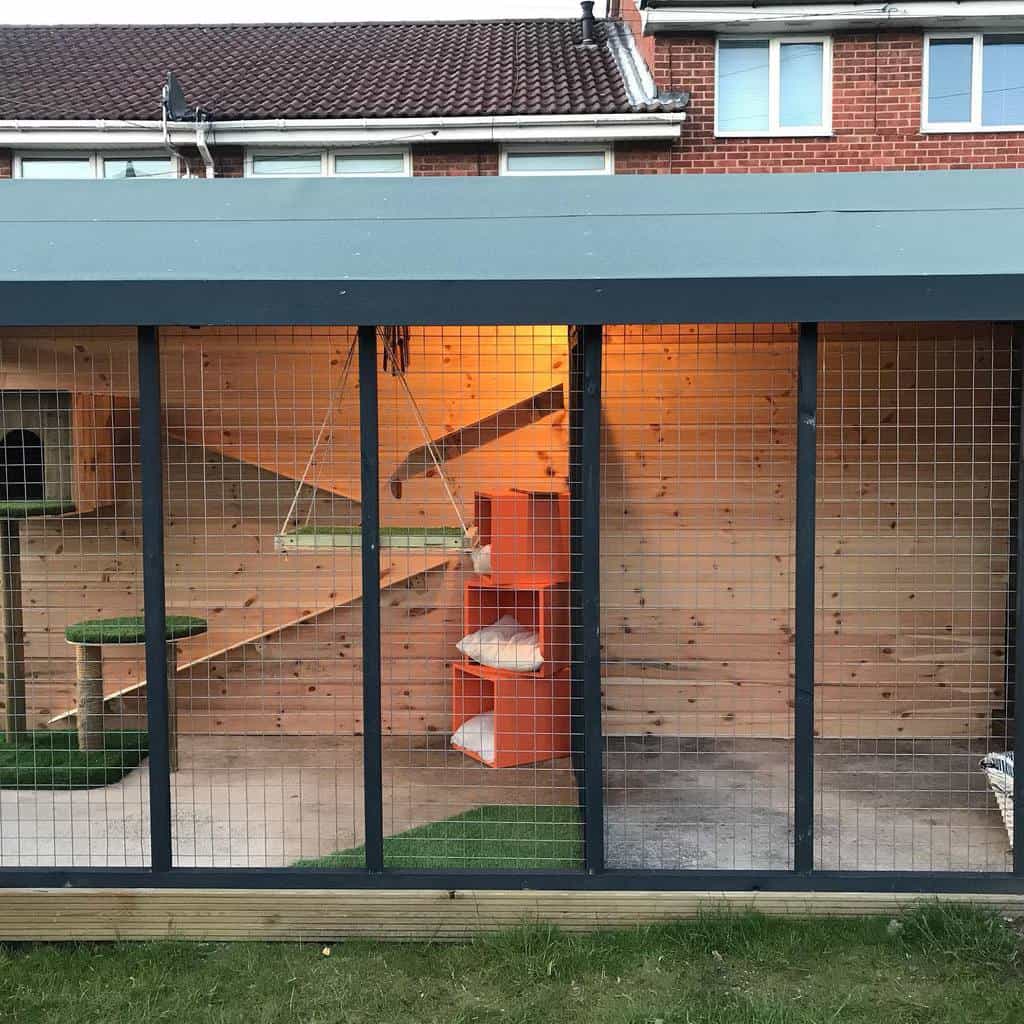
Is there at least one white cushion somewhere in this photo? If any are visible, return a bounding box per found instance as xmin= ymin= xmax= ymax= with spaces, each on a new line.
xmin=456 ymin=614 xmax=544 ymax=672
xmin=451 ymin=712 xmax=495 ymax=762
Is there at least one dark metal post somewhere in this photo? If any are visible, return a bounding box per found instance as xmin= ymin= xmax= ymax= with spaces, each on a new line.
xmin=358 ymin=325 xmax=384 ymax=874
xmin=581 ymin=325 xmax=604 ymax=873
xmin=570 ymin=325 xmax=605 ymax=875
xmin=0 ymin=518 xmax=26 ymax=738
xmin=794 ymin=322 xmax=818 ymax=875
xmin=1014 ymin=325 xmax=1024 ymax=871
xmin=137 ymin=325 xmax=172 ymax=874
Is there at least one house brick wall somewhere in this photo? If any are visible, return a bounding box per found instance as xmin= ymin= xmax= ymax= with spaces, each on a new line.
xmin=412 ymin=144 xmax=499 ymax=176
xmin=0 ymin=149 xmax=11 ymax=178
xmin=616 ymin=29 xmax=1024 ymax=174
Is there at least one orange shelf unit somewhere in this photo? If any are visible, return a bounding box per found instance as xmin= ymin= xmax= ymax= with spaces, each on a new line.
xmin=463 ymin=577 xmax=570 ymax=674
xmin=475 ymin=489 xmax=570 ymax=584
xmin=451 ymin=661 xmax=571 ymax=768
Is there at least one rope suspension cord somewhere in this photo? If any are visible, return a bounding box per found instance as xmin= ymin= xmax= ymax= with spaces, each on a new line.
xmin=279 ymin=334 xmax=358 ymax=538
xmin=378 ymin=328 xmax=476 ymax=545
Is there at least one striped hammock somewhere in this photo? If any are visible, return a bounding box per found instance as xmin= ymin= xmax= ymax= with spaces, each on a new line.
xmin=981 ymin=751 xmax=1014 ymax=848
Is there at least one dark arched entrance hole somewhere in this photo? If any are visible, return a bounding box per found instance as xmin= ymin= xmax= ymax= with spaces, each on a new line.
xmin=0 ymin=429 xmax=44 ymax=501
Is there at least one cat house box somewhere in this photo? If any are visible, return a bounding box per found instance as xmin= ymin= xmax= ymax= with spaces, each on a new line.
xmin=0 ymin=390 xmax=115 ymax=513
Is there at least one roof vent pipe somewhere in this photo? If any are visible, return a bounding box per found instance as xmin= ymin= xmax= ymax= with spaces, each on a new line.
xmin=580 ymin=1 xmax=596 ymax=45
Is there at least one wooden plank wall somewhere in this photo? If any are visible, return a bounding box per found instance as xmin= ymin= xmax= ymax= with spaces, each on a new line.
xmin=600 ymin=322 xmax=1013 ymax=740
xmin=0 ymin=323 xmax=1013 ymax=739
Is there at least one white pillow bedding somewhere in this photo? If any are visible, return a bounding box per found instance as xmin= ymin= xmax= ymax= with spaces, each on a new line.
xmin=456 ymin=614 xmax=544 ymax=672
xmin=451 ymin=711 xmax=495 ymax=762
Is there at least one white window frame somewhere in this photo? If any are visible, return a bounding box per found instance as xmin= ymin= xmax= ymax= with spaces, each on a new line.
xmin=714 ymin=35 xmax=833 ymax=138
xmin=923 ymin=31 xmax=1024 ymax=133
xmin=498 ymin=144 xmax=613 ymax=177
xmin=244 ymin=147 xmax=412 ymax=178
xmin=13 ymin=150 xmax=178 ymax=179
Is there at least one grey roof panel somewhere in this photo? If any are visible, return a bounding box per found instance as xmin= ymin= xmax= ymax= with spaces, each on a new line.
xmin=0 ymin=170 xmax=1022 ymax=325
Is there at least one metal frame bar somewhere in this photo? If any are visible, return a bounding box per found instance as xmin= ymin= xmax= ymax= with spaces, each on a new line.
xmin=1 ymin=866 xmax=1023 ymax=893
xmin=137 ymin=324 xmax=172 ymax=873
xmin=794 ymin=322 xmax=818 ymax=874
xmin=1 ymin=317 xmax=1020 ymax=895
xmin=568 ymin=330 xmax=587 ymax=847
xmin=1015 ymin=323 xmax=1024 ymax=871
xmin=359 ymin=324 xmax=384 ymax=874
xmin=1002 ymin=327 xmax=1022 ymax=735
xmin=578 ymin=325 xmax=605 ymax=874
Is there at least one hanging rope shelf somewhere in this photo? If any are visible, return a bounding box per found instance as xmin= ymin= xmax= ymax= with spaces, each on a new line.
xmin=274 ymin=326 xmax=564 ymax=556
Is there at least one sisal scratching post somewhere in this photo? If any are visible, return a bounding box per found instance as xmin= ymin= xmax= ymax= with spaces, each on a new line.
xmin=166 ymin=643 xmax=179 ymax=772
xmin=74 ymin=644 xmax=104 ymax=751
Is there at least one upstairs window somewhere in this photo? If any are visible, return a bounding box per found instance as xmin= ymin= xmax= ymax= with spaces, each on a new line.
xmin=15 ymin=153 xmax=176 ymax=179
xmin=500 ymin=146 xmax=612 ymax=176
xmin=715 ymin=36 xmax=831 ymax=136
xmin=246 ymin=149 xmax=411 ymax=177
xmin=924 ymin=33 xmax=1024 ymax=130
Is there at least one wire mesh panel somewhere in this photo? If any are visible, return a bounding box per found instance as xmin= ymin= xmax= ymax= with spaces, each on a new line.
xmin=601 ymin=324 xmax=798 ymax=870
xmin=159 ymin=327 xmax=363 ymax=868
xmin=0 ymin=328 xmax=148 ymax=867
xmin=815 ymin=323 xmax=1016 ymax=872
xmin=377 ymin=326 xmax=582 ymax=870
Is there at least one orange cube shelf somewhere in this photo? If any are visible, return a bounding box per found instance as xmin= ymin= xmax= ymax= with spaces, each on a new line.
xmin=451 ymin=660 xmax=572 ymax=768
xmin=475 ymin=489 xmax=569 ymax=584
xmin=463 ymin=577 xmax=570 ymax=674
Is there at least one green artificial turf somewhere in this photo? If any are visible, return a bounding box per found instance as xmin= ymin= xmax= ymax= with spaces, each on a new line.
xmin=283 ymin=525 xmax=467 ymax=550
xmin=2 ymin=905 xmax=1022 ymax=1023
xmin=64 ymin=615 xmax=208 ymax=645
xmin=294 ymin=805 xmax=583 ymax=870
xmin=292 ymin=525 xmax=464 ymax=539
xmin=0 ymin=729 xmax=148 ymax=789
xmin=0 ymin=499 xmax=75 ymax=519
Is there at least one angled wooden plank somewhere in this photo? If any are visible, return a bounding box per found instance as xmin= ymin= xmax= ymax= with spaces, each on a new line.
xmin=47 ymin=552 xmax=448 ymax=726
xmin=388 ymin=383 xmax=564 ymax=498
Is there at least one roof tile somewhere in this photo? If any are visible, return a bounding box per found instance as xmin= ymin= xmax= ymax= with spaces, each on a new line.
xmin=0 ymin=20 xmax=688 ymax=121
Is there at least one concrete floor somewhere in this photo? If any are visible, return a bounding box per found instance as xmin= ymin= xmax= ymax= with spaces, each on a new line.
xmin=0 ymin=735 xmax=1012 ymax=872
xmin=0 ymin=735 xmax=578 ymax=868
xmin=604 ymin=737 xmax=1012 ymax=873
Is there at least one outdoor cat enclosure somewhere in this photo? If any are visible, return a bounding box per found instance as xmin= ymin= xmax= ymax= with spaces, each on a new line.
xmin=0 ymin=172 xmax=1022 ymax=904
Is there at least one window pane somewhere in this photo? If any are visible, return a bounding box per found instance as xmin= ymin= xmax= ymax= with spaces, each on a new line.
xmin=504 ymin=150 xmax=607 ymax=173
xmin=103 ymin=157 xmax=176 ymax=179
xmin=19 ymin=158 xmax=92 ymax=179
xmin=927 ymin=38 xmax=973 ymax=123
xmin=717 ymin=39 xmax=770 ymax=132
xmin=333 ymin=153 xmax=406 ymax=175
xmin=251 ymin=154 xmax=322 ymax=176
xmin=779 ymin=42 xmax=824 ymax=127
xmin=983 ymin=35 xmax=1024 ymax=126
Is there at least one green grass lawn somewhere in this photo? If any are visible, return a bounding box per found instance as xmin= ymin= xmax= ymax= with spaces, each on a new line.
xmin=0 ymin=730 xmax=148 ymax=789
xmin=1 ymin=906 xmax=1021 ymax=1023
xmin=294 ymin=805 xmax=583 ymax=870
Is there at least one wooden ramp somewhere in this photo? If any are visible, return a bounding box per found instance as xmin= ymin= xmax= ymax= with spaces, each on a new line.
xmin=48 ymin=551 xmax=449 ymax=728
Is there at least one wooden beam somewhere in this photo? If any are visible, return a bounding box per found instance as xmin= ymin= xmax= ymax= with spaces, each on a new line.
xmin=2 ymin=889 xmax=1024 ymax=942
xmin=388 ymin=383 xmax=565 ymax=498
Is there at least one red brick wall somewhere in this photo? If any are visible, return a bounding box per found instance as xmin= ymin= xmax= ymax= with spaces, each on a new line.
xmin=616 ymin=29 xmax=1024 ymax=173
xmin=0 ymin=149 xmax=11 ymax=178
xmin=412 ymin=144 xmax=499 ymax=176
